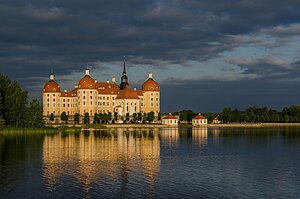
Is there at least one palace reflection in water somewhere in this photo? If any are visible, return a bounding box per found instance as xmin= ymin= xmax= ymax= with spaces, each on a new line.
xmin=42 ymin=128 xmax=162 ymax=192
xmin=42 ymin=127 xmax=209 ymax=193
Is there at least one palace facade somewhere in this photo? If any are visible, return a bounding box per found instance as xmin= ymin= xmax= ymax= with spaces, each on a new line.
xmin=43 ymin=62 xmax=160 ymax=123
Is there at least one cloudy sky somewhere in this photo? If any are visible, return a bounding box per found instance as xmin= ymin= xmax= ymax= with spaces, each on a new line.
xmin=1 ymin=0 xmax=300 ymax=112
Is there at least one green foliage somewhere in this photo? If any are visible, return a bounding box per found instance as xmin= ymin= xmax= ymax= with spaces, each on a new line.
xmin=108 ymin=112 xmax=112 ymax=121
xmin=133 ymin=113 xmax=137 ymax=122
xmin=74 ymin=113 xmax=80 ymax=124
xmin=93 ymin=113 xmax=98 ymax=124
xmin=0 ymin=75 xmax=28 ymax=127
xmin=50 ymin=113 xmax=54 ymax=122
xmin=0 ymin=116 xmax=4 ymax=129
xmin=113 ymin=112 xmax=118 ymax=121
xmin=103 ymin=113 xmax=108 ymax=123
xmin=138 ymin=112 xmax=142 ymax=121
xmin=84 ymin=113 xmax=90 ymax=124
xmin=148 ymin=111 xmax=155 ymax=123
xmin=27 ymin=99 xmax=44 ymax=127
xmin=126 ymin=113 xmax=130 ymax=122
xmin=98 ymin=113 xmax=103 ymax=123
xmin=61 ymin=111 xmax=68 ymax=124
xmin=143 ymin=113 xmax=148 ymax=123
xmin=158 ymin=112 xmax=161 ymax=121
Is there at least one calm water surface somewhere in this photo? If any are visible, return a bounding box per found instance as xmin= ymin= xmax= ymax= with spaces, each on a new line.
xmin=1 ymin=127 xmax=300 ymax=198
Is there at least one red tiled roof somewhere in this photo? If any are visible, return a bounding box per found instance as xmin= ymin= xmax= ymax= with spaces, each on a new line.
xmin=162 ymin=114 xmax=177 ymax=119
xmin=78 ymin=75 xmax=96 ymax=89
xmin=142 ymin=78 xmax=160 ymax=91
xmin=97 ymin=81 xmax=119 ymax=94
xmin=193 ymin=114 xmax=207 ymax=119
xmin=44 ymin=80 xmax=60 ymax=92
xmin=115 ymin=85 xmax=140 ymax=99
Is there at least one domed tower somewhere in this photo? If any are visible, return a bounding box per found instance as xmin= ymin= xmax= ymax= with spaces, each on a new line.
xmin=77 ymin=66 xmax=97 ymax=118
xmin=141 ymin=71 xmax=160 ymax=116
xmin=120 ymin=61 xmax=129 ymax=89
xmin=43 ymin=70 xmax=61 ymax=117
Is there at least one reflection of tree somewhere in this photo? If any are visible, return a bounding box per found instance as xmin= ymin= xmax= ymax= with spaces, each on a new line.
xmin=42 ymin=129 xmax=161 ymax=194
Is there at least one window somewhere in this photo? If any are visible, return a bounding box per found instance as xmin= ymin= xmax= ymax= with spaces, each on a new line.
xmin=47 ymin=94 xmax=49 ymax=97
xmin=151 ymin=98 xmax=153 ymax=101
xmin=90 ymin=96 xmax=92 ymax=99
xmin=107 ymin=97 xmax=109 ymax=100
xmin=53 ymin=98 xmax=55 ymax=102
xmin=83 ymin=96 xmax=86 ymax=99
xmin=90 ymin=91 xmax=92 ymax=94
xmin=90 ymin=102 xmax=92 ymax=105
xmin=63 ymin=99 xmax=65 ymax=102
xmin=83 ymin=101 xmax=85 ymax=106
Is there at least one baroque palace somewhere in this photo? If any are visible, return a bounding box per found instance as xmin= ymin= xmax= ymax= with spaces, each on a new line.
xmin=43 ymin=62 xmax=160 ymax=123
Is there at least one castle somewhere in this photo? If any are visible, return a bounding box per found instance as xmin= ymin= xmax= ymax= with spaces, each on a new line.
xmin=43 ymin=62 xmax=160 ymax=123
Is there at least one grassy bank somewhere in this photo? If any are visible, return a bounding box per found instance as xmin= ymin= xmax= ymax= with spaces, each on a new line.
xmin=0 ymin=124 xmax=106 ymax=135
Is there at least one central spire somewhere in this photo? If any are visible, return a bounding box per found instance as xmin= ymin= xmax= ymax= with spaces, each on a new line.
xmin=120 ymin=57 xmax=129 ymax=89
xmin=123 ymin=56 xmax=126 ymax=75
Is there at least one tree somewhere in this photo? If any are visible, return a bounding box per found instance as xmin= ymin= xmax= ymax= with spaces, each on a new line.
xmin=108 ymin=112 xmax=112 ymax=123
xmin=133 ymin=113 xmax=137 ymax=123
xmin=125 ymin=113 xmax=130 ymax=123
xmin=84 ymin=113 xmax=90 ymax=124
xmin=93 ymin=113 xmax=98 ymax=124
xmin=148 ymin=111 xmax=155 ymax=123
xmin=103 ymin=113 xmax=108 ymax=123
xmin=27 ymin=99 xmax=44 ymax=127
xmin=138 ymin=112 xmax=142 ymax=122
xmin=158 ymin=112 xmax=161 ymax=121
xmin=114 ymin=112 xmax=118 ymax=121
xmin=143 ymin=113 xmax=148 ymax=123
xmin=74 ymin=113 xmax=80 ymax=124
xmin=50 ymin=113 xmax=54 ymax=123
xmin=98 ymin=113 xmax=103 ymax=123
xmin=61 ymin=111 xmax=68 ymax=124
xmin=0 ymin=116 xmax=4 ymax=129
xmin=0 ymin=75 xmax=28 ymax=127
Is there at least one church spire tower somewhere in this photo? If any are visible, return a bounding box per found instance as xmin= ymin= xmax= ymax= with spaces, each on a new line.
xmin=120 ymin=57 xmax=129 ymax=89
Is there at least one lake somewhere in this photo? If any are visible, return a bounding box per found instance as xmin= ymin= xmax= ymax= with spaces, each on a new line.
xmin=1 ymin=127 xmax=300 ymax=198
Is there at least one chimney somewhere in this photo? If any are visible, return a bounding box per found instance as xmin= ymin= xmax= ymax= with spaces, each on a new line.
xmin=112 ymin=76 xmax=116 ymax=83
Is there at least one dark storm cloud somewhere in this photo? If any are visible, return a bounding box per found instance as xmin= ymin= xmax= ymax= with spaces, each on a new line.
xmin=161 ymin=77 xmax=300 ymax=113
xmin=1 ymin=0 xmax=300 ymax=110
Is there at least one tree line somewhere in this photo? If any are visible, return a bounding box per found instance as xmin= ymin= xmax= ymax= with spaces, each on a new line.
xmin=56 ymin=111 xmax=162 ymax=124
xmin=0 ymin=74 xmax=44 ymax=129
xmin=218 ymin=106 xmax=300 ymax=123
xmin=171 ymin=106 xmax=300 ymax=124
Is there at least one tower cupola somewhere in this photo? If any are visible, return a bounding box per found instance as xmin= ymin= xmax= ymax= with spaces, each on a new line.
xmin=120 ymin=59 xmax=129 ymax=89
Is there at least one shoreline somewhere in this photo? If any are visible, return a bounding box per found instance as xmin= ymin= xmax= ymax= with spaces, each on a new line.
xmin=104 ymin=123 xmax=300 ymax=128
